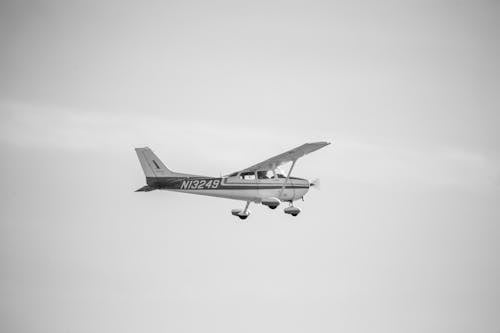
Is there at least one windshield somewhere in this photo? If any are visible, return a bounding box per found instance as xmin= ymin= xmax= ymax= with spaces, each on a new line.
xmin=275 ymin=167 xmax=287 ymax=178
xmin=257 ymin=170 xmax=273 ymax=179
xmin=256 ymin=169 xmax=287 ymax=179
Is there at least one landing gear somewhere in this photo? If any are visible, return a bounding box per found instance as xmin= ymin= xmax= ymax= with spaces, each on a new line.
xmin=284 ymin=203 xmax=301 ymax=217
xmin=261 ymin=197 xmax=281 ymax=210
xmin=231 ymin=201 xmax=251 ymax=220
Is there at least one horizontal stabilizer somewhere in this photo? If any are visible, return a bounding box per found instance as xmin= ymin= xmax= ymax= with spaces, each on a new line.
xmin=135 ymin=185 xmax=155 ymax=192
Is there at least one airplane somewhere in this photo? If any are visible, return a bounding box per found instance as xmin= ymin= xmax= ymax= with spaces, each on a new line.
xmin=134 ymin=141 xmax=331 ymax=219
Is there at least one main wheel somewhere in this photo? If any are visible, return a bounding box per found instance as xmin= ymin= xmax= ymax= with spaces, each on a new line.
xmin=269 ymin=206 xmax=278 ymax=210
xmin=291 ymin=213 xmax=298 ymax=217
xmin=239 ymin=215 xmax=248 ymax=220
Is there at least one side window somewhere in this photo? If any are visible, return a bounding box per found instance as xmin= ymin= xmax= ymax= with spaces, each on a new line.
xmin=257 ymin=171 xmax=272 ymax=179
xmin=240 ymin=172 xmax=256 ymax=180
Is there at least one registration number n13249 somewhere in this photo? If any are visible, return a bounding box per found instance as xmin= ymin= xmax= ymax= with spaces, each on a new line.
xmin=180 ymin=179 xmax=220 ymax=190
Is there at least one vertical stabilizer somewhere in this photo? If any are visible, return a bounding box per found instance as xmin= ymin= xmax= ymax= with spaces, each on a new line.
xmin=135 ymin=147 xmax=174 ymax=178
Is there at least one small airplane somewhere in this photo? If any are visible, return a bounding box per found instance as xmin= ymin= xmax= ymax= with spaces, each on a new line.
xmin=135 ymin=141 xmax=331 ymax=219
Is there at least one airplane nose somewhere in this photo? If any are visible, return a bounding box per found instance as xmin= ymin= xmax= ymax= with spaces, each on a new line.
xmin=309 ymin=178 xmax=320 ymax=189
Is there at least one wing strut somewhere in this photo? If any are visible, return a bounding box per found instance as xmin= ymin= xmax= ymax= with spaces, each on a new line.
xmin=279 ymin=159 xmax=297 ymax=199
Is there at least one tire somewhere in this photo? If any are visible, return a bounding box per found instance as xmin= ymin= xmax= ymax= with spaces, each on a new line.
xmin=239 ymin=216 xmax=248 ymax=220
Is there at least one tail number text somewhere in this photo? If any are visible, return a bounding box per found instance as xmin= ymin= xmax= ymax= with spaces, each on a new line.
xmin=180 ymin=179 xmax=220 ymax=190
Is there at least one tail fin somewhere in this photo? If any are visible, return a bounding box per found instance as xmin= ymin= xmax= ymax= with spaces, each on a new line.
xmin=135 ymin=147 xmax=174 ymax=178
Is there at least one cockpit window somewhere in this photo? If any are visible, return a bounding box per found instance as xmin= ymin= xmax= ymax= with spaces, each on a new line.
xmin=240 ymin=172 xmax=256 ymax=180
xmin=257 ymin=171 xmax=268 ymax=179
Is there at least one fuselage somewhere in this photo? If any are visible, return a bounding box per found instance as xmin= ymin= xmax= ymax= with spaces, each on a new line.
xmin=146 ymin=175 xmax=310 ymax=203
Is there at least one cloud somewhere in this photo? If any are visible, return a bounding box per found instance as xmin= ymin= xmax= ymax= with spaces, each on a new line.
xmin=1 ymin=100 xmax=498 ymax=190
xmin=0 ymin=100 xmax=307 ymax=174
xmin=332 ymin=139 xmax=499 ymax=189
xmin=0 ymin=100 xmax=280 ymax=152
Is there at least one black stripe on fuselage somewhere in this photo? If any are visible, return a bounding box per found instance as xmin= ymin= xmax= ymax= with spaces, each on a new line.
xmin=146 ymin=177 xmax=309 ymax=190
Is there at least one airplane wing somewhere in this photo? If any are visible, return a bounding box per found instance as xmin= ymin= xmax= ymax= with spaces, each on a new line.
xmin=235 ymin=141 xmax=331 ymax=174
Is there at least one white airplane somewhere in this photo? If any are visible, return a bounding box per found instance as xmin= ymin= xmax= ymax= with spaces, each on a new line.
xmin=135 ymin=141 xmax=330 ymax=219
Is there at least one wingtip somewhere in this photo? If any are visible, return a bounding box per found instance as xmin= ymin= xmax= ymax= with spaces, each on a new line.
xmin=313 ymin=141 xmax=332 ymax=146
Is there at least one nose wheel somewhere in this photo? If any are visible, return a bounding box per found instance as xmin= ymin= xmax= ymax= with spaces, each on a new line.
xmin=284 ymin=203 xmax=301 ymax=217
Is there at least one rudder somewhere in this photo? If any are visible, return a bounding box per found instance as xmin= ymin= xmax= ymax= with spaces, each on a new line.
xmin=135 ymin=147 xmax=174 ymax=178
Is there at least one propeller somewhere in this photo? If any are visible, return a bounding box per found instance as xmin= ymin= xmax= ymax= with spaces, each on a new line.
xmin=309 ymin=178 xmax=321 ymax=190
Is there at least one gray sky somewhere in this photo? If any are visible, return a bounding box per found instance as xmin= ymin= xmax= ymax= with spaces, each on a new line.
xmin=1 ymin=1 xmax=499 ymax=332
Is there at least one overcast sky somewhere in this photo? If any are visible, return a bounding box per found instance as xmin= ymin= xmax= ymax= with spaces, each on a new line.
xmin=1 ymin=1 xmax=499 ymax=332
